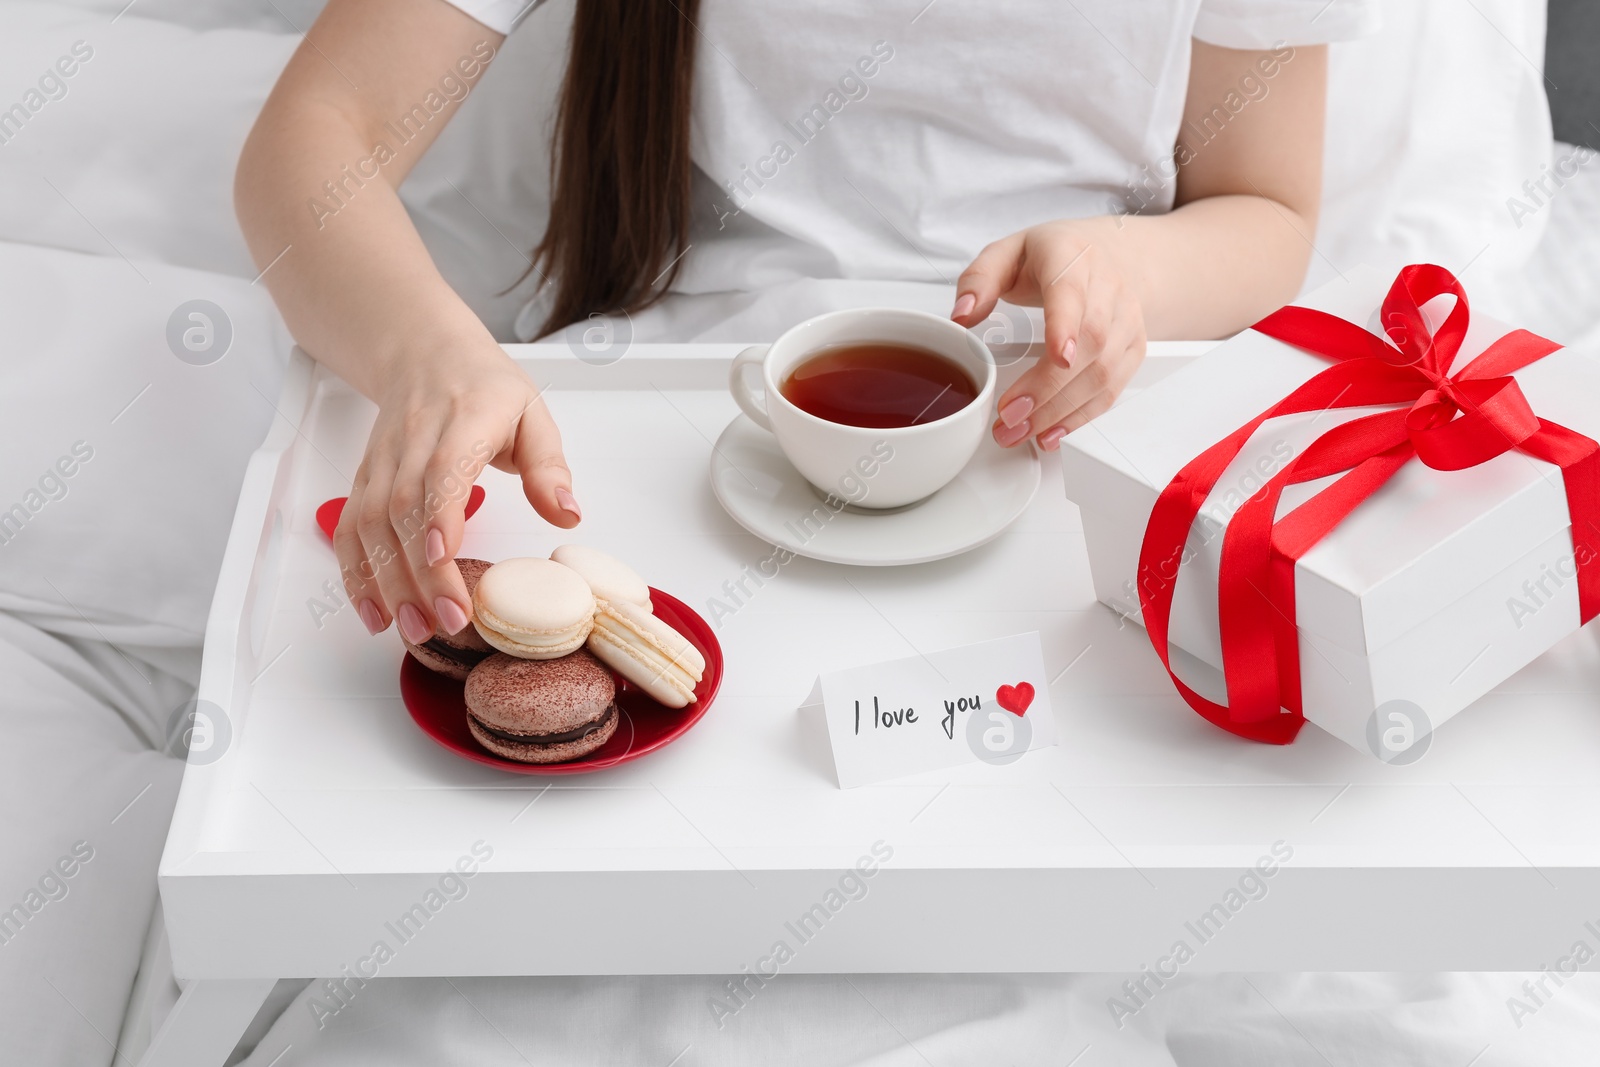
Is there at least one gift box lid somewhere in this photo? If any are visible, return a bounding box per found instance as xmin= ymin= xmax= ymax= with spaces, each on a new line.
xmin=1061 ymin=266 xmax=1600 ymax=657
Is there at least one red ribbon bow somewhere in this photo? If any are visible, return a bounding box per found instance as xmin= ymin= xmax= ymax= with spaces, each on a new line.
xmin=1135 ymin=264 xmax=1600 ymax=744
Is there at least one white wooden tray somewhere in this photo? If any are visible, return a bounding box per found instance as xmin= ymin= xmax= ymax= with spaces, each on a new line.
xmin=156 ymin=340 xmax=1600 ymax=1008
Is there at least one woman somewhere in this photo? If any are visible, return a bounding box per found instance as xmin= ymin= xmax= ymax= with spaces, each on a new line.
xmin=236 ymin=1 xmax=1366 ymax=642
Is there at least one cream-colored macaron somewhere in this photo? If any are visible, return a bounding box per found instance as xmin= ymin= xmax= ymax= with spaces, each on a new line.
xmin=550 ymin=544 xmax=652 ymax=612
xmin=587 ymin=599 xmax=705 ymax=708
xmin=472 ymin=558 xmax=596 ymax=660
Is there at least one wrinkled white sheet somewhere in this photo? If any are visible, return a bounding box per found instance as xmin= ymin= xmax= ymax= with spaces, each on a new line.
xmin=0 ymin=611 xmax=184 ymax=1067
xmin=233 ymin=972 xmax=1600 ymax=1066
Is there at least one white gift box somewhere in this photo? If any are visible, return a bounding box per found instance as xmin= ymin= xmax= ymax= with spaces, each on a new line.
xmin=1059 ymin=266 xmax=1600 ymax=755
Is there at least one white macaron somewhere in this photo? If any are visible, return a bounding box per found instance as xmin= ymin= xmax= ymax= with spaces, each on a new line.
xmin=586 ymin=599 xmax=705 ymax=708
xmin=550 ymin=544 xmax=653 ymax=612
xmin=472 ymin=558 xmax=596 ymax=659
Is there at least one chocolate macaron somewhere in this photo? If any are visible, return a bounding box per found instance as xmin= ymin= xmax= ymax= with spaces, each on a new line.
xmin=463 ymin=649 xmax=619 ymax=763
xmin=401 ymin=558 xmax=495 ymax=681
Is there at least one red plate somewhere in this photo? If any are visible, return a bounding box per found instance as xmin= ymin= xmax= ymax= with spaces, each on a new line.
xmin=317 ymin=485 xmax=486 ymax=542
xmin=401 ymin=587 xmax=722 ymax=774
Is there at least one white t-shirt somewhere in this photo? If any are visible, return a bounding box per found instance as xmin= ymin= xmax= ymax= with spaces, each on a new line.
xmin=447 ymin=0 xmax=1378 ymax=322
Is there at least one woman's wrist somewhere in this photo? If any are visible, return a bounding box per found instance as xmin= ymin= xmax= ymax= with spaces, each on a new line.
xmin=1032 ymin=216 xmax=1154 ymax=314
xmin=369 ymin=312 xmax=509 ymax=398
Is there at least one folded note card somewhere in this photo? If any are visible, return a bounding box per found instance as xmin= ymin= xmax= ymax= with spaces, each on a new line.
xmin=818 ymin=632 xmax=1057 ymax=788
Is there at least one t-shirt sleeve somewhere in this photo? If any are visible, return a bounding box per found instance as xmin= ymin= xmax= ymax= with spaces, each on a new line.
xmin=431 ymin=0 xmax=529 ymax=36
xmin=1193 ymin=0 xmax=1381 ymax=48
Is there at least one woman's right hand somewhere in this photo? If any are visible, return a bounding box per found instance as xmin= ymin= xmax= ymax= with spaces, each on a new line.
xmin=334 ymin=335 xmax=580 ymax=644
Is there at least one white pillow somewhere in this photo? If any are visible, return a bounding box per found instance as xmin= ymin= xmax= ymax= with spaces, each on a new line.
xmin=0 ymin=0 xmax=572 ymax=339
xmin=0 ymin=4 xmax=297 ymax=279
xmin=0 ymin=241 xmax=292 ymax=645
xmin=1312 ymin=0 xmax=1552 ymax=294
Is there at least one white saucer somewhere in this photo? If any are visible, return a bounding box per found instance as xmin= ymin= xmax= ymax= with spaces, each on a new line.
xmin=709 ymin=414 xmax=1042 ymax=566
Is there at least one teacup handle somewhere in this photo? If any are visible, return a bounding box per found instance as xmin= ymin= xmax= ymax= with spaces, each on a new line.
xmin=729 ymin=345 xmax=773 ymax=432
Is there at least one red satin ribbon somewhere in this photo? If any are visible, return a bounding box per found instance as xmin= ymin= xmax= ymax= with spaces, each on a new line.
xmin=1135 ymin=263 xmax=1600 ymax=744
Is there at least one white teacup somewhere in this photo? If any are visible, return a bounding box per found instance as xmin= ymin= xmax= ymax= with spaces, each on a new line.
xmin=729 ymin=308 xmax=997 ymax=509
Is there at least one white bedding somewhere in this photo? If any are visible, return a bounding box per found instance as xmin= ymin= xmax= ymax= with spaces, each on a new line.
xmin=0 ymin=242 xmax=290 ymax=1067
xmin=230 ymin=972 xmax=1600 ymax=1066
xmin=0 ymin=613 xmax=185 ymax=1067
xmin=1491 ymin=143 xmax=1600 ymax=352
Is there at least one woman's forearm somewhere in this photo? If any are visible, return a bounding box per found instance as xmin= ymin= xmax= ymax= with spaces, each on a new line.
xmin=235 ymin=103 xmax=494 ymax=400
xmin=234 ymin=0 xmax=508 ymax=400
xmin=1107 ymin=39 xmax=1327 ymax=341
xmin=235 ymin=0 xmax=577 ymax=652
xmin=1052 ymin=195 xmax=1317 ymax=342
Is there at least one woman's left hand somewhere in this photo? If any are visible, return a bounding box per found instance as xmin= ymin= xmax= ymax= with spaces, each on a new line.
xmin=951 ymin=219 xmax=1147 ymax=450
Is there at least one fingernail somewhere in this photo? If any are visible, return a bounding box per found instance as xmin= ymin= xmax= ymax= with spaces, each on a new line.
xmin=425 ymin=528 xmax=446 ymax=566
xmin=951 ymin=292 xmax=976 ymax=320
xmin=434 ymin=596 xmax=470 ymax=635
xmin=1038 ymin=426 xmax=1068 ymax=451
xmin=357 ymin=598 xmax=384 ymax=635
xmin=555 ymin=486 xmax=582 ymax=522
xmin=993 ymin=418 xmax=1031 ymax=448
xmin=397 ymin=602 xmax=432 ymax=645
xmin=998 ymin=395 xmax=1034 ymax=428
xmin=1061 ymin=338 xmax=1077 ymax=367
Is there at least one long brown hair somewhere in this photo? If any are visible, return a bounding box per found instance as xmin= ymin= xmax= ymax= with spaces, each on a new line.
xmin=530 ymin=0 xmax=701 ymax=338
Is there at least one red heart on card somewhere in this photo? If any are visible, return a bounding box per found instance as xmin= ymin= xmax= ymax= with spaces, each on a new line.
xmin=315 ymin=484 xmax=486 ymax=543
xmin=995 ymin=682 xmax=1034 ymax=717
